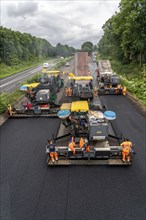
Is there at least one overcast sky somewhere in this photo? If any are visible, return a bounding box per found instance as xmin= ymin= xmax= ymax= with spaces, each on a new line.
xmin=1 ymin=0 xmax=120 ymax=49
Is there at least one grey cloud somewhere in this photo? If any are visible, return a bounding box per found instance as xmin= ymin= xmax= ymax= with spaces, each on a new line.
xmin=20 ymin=12 xmax=101 ymax=47
xmin=2 ymin=0 xmax=120 ymax=48
xmin=7 ymin=1 xmax=38 ymax=17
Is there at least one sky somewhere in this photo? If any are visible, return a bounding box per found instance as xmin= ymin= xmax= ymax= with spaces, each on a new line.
xmin=1 ymin=0 xmax=120 ymax=49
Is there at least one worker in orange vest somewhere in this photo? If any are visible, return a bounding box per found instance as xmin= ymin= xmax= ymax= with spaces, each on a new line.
xmin=85 ymin=142 xmax=90 ymax=152
xmin=81 ymin=140 xmax=90 ymax=152
xmin=79 ymin=137 xmax=85 ymax=148
xmin=46 ymin=139 xmax=58 ymax=163
xmin=7 ymin=104 xmax=12 ymax=116
xmin=65 ymin=87 xmax=69 ymax=96
xmin=120 ymin=138 xmax=132 ymax=162
xmin=68 ymin=136 xmax=76 ymax=154
xmin=117 ymin=84 xmax=121 ymax=89
xmin=68 ymin=87 xmax=72 ymax=96
xmin=122 ymin=86 xmax=127 ymax=95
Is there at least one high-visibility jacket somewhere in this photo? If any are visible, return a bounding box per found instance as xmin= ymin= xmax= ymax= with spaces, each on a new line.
xmin=117 ymin=84 xmax=121 ymax=89
xmin=120 ymin=141 xmax=132 ymax=153
xmin=85 ymin=145 xmax=90 ymax=152
xmin=122 ymin=86 xmax=127 ymax=95
xmin=68 ymin=88 xmax=72 ymax=96
xmin=68 ymin=142 xmax=76 ymax=154
xmin=122 ymin=147 xmax=130 ymax=154
xmin=121 ymin=141 xmax=132 ymax=148
xmin=8 ymin=104 xmax=12 ymax=112
xmin=69 ymin=142 xmax=76 ymax=148
xmin=79 ymin=138 xmax=85 ymax=148
xmin=65 ymin=88 xmax=69 ymax=96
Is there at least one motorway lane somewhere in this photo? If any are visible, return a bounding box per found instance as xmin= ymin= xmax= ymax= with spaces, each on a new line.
xmin=0 ymin=59 xmax=58 ymax=93
xmin=0 ymin=118 xmax=61 ymax=220
xmin=0 ymin=104 xmax=145 ymax=220
xmin=99 ymin=95 xmax=146 ymax=171
xmin=0 ymin=66 xmax=42 ymax=92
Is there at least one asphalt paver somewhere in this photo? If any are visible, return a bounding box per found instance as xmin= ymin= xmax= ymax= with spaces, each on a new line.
xmin=0 ymin=95 xmax=146 ymax=220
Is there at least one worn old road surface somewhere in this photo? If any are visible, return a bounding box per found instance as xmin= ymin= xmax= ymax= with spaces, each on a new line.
xmin=0 ymin=95 xmax=145 ymax=220
xmin=0 ymin=59 xmax=59 ymax=93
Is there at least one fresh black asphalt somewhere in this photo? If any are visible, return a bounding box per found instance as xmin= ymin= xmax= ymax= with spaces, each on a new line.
xmin=0 ymin=96 xmax=146 ymax=220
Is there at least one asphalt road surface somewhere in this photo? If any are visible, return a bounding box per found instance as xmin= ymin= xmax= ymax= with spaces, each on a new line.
xmin=0 ymin=95 xmax=145 ymax=220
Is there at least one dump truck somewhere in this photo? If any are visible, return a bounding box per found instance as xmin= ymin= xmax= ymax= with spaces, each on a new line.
xmin=68 ymin=52 xmax=94 ymax=99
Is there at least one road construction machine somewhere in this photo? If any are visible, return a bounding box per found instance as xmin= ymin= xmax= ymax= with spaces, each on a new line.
xmin=21 ymin=83 xmax=57 ymax=106
xmin=69 ymin=75 xmax=94 ymax=100
xmin=96 ymin=60 xmax=126 ymax=95
xmin=19 ymin=70 xmax=64 ymax=106
xmin=40 ymin=70 xmax=64 ymax=92
xmin=6 ymin=100 xmax=60 ymax=118
xmin=46 ymin=100 xmax=135 ymax=166
xmin=68 ymin=52 xmax=94 ymax=100
xmin=6 ymin=71 xmax=64 ymax=117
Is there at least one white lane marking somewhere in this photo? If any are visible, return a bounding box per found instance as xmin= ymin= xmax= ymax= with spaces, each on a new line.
xmin=0 ymin=66 xmax=42 ymax=83
xmin=0 ymin=69 xmax=41 ymax=88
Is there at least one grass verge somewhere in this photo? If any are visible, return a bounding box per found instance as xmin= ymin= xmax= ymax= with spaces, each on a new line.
xmin=111 ymin=61 xmax=146 ymax=106
xmin=0 ymin=90 xmax=23 ymax=114
xmin=0 ymin=57 xmax=54 ymax=79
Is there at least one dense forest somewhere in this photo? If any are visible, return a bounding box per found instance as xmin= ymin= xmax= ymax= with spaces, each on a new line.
xmin=0 ymin=26 xmax=76 ymax=66
xmin=98 ymin=0 xmax=146 ymax=66
xmin=98 ymin=0 xmax=146 ymax=105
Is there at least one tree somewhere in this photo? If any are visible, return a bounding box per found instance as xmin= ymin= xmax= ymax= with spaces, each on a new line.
xmin=81 ymin=41 xmax=93 ymax=55
xmin=98 ymin=0 xmax=146 ymax=66
xmin=56 ymin=43 xmax=76 ymax=57
xmin=0 ymin=26 xmax=76 ymax=66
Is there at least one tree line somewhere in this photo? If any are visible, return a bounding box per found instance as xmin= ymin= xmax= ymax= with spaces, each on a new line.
xmin=0 ymin=26 xmax=76 ymax=66
xmin=98 ymin=0 xmax=146 ymax=66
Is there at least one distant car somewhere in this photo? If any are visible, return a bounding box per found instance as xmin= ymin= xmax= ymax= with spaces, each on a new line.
xmin=66 ymin=62 xmax=70 ymax=67
xmin=60 ymin=57 xmax=64 ymax=59
xmin=43 ymin=63 xmax=49 ymax=68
